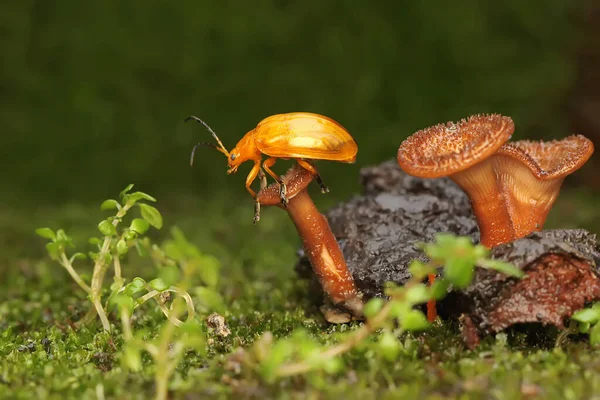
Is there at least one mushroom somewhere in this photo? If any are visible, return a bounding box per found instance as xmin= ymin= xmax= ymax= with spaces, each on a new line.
xmin=257 ymin=164 xmax=364 ymax=319
xmin=397 ymin=114 xmax=594 ymax=248
xmin=493 ymin=135 xmax=594 ymax=240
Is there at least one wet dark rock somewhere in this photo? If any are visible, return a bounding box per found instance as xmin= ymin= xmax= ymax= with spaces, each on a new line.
xmin=295 ymin=160 xmax=600 ymax=344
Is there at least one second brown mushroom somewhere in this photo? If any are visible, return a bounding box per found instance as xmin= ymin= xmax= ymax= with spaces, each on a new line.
xmin=256 ymin=165 xmax=364 ymax=320
xmin=397 ymin=114 xmax=594 ymax=248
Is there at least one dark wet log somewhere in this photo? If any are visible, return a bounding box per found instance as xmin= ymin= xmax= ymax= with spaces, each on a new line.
xmin=296 ymin=160 xmax=600 ymax=344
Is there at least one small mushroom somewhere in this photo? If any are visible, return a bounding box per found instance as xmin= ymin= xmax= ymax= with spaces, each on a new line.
xmin=493 ymin=135 xmax=594 ymax=239
xmin=257 ymin=165 xmax=364 ymax=319
xmin=397 ymin=114 xmax=594 ymax=247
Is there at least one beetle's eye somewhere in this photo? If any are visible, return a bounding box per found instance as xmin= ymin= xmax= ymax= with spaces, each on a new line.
xmin=230 ymin=153 xmax=236 ymax=161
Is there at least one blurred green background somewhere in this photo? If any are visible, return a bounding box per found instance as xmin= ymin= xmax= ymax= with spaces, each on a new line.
xmin=1 ymin=0 xmax=598 ymax=253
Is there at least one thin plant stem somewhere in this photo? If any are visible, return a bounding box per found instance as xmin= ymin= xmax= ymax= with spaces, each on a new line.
xmin=276 ymin=301 xmax=396 ymax=377
xmin=59 ymin=253 xmax=91 ymax=294
xmin=90 ymin=204 xmax=132 ymax=331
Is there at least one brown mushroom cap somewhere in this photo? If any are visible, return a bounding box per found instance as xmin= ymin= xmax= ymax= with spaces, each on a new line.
xmin=397 ymin=114 xmax=514 ymax=178
xmin=496 ymin=134 xmax=594 ymax=179
xmin=257 ymin=166 xmax=314 ymax=206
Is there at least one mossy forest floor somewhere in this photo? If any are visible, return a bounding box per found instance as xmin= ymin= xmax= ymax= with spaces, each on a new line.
xmin=1 ymin=190 xmax=600 ymax=400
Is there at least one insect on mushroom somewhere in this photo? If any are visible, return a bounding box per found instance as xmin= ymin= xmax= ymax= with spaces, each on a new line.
xmin=186 ymin=112 xmax=358 ymax=223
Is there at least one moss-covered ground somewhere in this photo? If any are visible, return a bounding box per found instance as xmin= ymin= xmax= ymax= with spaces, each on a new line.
xmin=1 ymin=191 xmax=599 ymax=400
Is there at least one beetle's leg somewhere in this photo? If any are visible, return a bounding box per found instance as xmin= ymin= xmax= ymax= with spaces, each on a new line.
xmin=263 ymin=157 xmax=288 ymax=205
xmin=258 ymin=167 xmax=268 ymax=191
xmin=245 ymin=162 xmax=262 ymax=223
xmin=296 ymin=159 xmax=330 ymax=194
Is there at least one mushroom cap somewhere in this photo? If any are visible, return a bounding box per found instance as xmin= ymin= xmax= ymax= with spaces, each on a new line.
xmin=257 ymin=165 xmax=314 ymax=206
xmin=397 ymin=114 xmax=515 ymax=178
xmin=496 ymin=135 xmax=594 ymax=180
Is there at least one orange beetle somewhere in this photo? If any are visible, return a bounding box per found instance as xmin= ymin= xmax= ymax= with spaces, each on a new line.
xmin=187 ymin=112 xmax=358 ymax=222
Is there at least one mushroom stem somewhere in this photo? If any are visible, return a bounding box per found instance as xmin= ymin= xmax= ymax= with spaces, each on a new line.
xmin=257 ymin=165 xmax=363 ymax=317
xmin=449 ymin=161 xmax=516 ymax=248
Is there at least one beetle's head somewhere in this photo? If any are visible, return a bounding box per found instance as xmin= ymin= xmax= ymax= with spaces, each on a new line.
xmin=226 ymin=132 xmax=256 ymax=174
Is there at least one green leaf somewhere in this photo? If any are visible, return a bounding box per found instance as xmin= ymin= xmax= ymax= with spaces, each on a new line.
xmin=400 ymin=309 xmax=430 ymax=332
xmin=194 ymin=287 xmax=226 ymax=314
xmin=124 ymin=277 xmax=146 ymax=296
xmin=363 ymin=297 xmax=385 ymax=319
xmin=35 ymin=227 xmax=56 ymax=241
xmin=578 ymin=321 xmax=591 ymax=334
xmin=405 ymin=283 xmax=430 ymax=305
xmin=69 ymin=253 xmax=87 ymax=264
xmin=98 ymin=219 xmax=116 ymax=236
xmin=378 ymin=331 xmax=401 ymax=362
xmin=126 ymin=191 xmax=157 ymax=204
xmin=158 ymin=265 xmax=181 ymax=288
xmin=590 ymin=322 xmax=600 ymax=346
xmin=408 ymin=260 xmax=435 ymax=280
xmin=45 ymin=242 xmax=61 ymax=261
xmin=119 ymin=184 xmax=134 ymax=201
xmin=323 ymin=357 xmax=343 ymax=374
xmin=88 ymin=237 xmax=102 ymax=246
xmin=122 ymin=345 xmax=142 ymax=371
xmin=429 ymin=279 xmax=450 ymax=300
xmin=116 ymin=239 xmax=129 ymax=256
xmin=129 ymin=218 xmax=150 ymax=235
xmin=111 ymin=294 xmax=134 ymax=314
xmin=138 ymin=203 xmax=163 ymax=229
xmin=100 ymin=199 xmax=120 ymax=211
xmin=572 ymin=308 xmax=600 ymax=324
xmin=148 ymin=278 xmax=169 ymax=291
xmin=480 ymin=259 xmax=524 ymax=278
xmin=444 ymin=256 xmax=475 ymax=289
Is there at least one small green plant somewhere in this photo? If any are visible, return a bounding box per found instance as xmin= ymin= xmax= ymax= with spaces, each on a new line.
xmin=234 ymin=234 xmax=523 ymax=381
xmin=35 ymin=185 xmax=223 ymax=399
xmin=112 ymin=230 xmax=211 ymax=400
xmin=36 ymin=184 xmax=165 ymax=331
xmin=568 ymin=303 xmax=600 ymax=346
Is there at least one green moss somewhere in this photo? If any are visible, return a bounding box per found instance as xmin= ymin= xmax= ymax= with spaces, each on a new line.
xmin=1 ymin=191 xmax=600 ymax=399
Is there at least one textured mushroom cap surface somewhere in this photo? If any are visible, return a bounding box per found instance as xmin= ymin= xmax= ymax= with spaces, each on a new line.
xmin=496 ymin=134 xmax=595 ymax=179
xmin=397 ymin=114 xmax=514 ymax=178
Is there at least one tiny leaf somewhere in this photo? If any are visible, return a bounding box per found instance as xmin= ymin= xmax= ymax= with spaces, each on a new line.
xmin=124 ymin=277 xmax=146 ymax=296
xmin=572 ymin=308 xmax=600 ymax=324
xmin=98 ymin=220 xmax=117 ymax=236
xmin=122 ymin=345 xmax=142 ymax=371
xmin=119 ymin=184 xmax=134 ymax=201
xmin=378 ymin=331 xmax=401 ymax=362
xmin=127 ymin=192 xmax=157 ymax=204
xmin=400 ymin=309 xmax=430 ymax=331
xmin=35 ymin=228 xmax=56 ymax=241
xmin=45 ymin=242 xmax=61 ymax=261
xmin=148 ymin=278 xmax=169 ymax=291
xmin=116 ymin=239 xmax=129 ymax=256
xmin=100 ymin=199 xmax=120 ymax=211
xmin=480 ymin=259 xmax=524 ymax=278
xmin=138 ymin=204 xmax=163 ymax=229
xmin=69 ymin=252 xmax=87 ymax=264
xmin=363 ymin=297 xmax=385 ymax=319
xmin=129 ymin=218 xmax=150 ymax=235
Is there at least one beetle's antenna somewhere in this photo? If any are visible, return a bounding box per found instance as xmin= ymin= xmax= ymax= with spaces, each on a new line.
xmin=190 ymin=142 xmax=221 ymax=166
xmin=185 ymin=116 xmax=230 ymax=157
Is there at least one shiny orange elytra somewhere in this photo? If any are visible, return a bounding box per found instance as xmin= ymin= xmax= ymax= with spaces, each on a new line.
xmin=187 ymin=112 xmax=358 ymax=222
